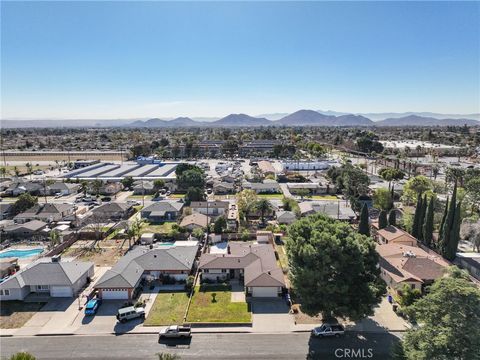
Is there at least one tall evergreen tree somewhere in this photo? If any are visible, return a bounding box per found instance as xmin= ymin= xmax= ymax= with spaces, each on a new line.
xmin=439 ymin=197 xmax=449 ymax=243
xmin=417 ymin=194 xmax=428 ymax=242
xmin=378 ymin=210 xmax=388 ymax=229
xmin=388 ymin=209 xmax=396 ymax=227
xmin=359 ymin=203 xmax=370 ymax=236
xmin=441 ymin=182 xmax=457 ymax=258
xmin=423 ymin=197 xmax=434 ymax=247
xmin=444 ymin=201 xmax=462 ymax=261
xmin=412 ymin=194 xmax=423 ymax=239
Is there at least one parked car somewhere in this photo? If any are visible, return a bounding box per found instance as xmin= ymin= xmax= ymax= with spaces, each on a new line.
xmin=158 ymin=325 xmax=192 ymax=339
xmin=116 ymin=306 xmax=145 ymax=323
xmin=84 ymin=298 xmax=102 ymax=316
xmin=54 ymin=192 xmax=63 ymax=198
xmin=311 ymin=323 xmax=345 ymax=338
xmin=127 ymin=200 xmax=140 ymax=206
xmin=101 ymin=196 xmax=112 ymax=202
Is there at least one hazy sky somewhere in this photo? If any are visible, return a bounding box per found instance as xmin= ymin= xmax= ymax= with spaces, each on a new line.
xmin=1 ymin=1 xmax=479 ymax=119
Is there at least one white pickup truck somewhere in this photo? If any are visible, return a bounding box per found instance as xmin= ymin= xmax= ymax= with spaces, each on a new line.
xmin=158 ymin=325 xmax=192 ymax=339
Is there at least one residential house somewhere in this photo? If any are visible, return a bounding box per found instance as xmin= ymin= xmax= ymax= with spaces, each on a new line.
xmin=132 ymin=181 xmax=155 ymax=195
xmin=276 ymin=210 xmax=296 ymax=225
xmin=199 ymin=242 xmax=285 ymax=297
xmin=2 ymin=220 xmax=48 ymax=239
xmin=190 ymin=201 xmax=229 ymax=217
xmin=141 ymin=201 xmax=184 ymax=223
xmin=0 ymin=203 xmax=12 ymax=220
xmin=213 ymin=181 xmax=235 ymax=195
xmin=179 ymin=213 xmax=210 ymax=231
xmin=287 ymin=182 xmax=325 ymax=195
xmin=97 ymin=182 xmax=123 ymax=195
xmin=298 ymin=201 xmax=356 ymax=222
xmin=95 ymin=244 xmax=198 ymax=300
xmin=226 ymin=204 xmax=238 ymax=231
xmin=91 ymin=202 xmax=134 ymax=221
xmin=257 ymin=161 xmax=276 ymax=178
xmin=376 ymin=243 xmax=448 ymax=292
xmin=14 ymin=203 xmax=75 ymax=224
xmin=454 ymin=253 xmax=480 ymax=281
xmin=242 ymin=181 xmax=280 ymax=194
xmin=0 ymin=257 xmax=94 ymax=300
xmin=220 ymin=174 xmax=237 ymax=184
xmin=5 ymin=181 xmax=43 ymax=196
xmin=46 ymin=182 xmax=81 ymax=196
xmin=376 ymin=226 xmax=418 ymax=247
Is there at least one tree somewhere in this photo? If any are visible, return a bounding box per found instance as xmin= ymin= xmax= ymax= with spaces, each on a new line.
xmin=294 ymin=188 xmax=310 ymax=200
xmin=49 ymin=230 xmax=60 ymax=249
xmin=10 ymin=193 xmax=38 ymax=216
xmin=440 ymin=183 xmax=461 ymax=261
xmin=422 ymin=196 xmax=434 ymax=247
xmin=80 ymin=180 xmax=89 ymax=196
xmin=121 ymin=176 xmax=134 ymax=189
xmin=184 ymin=187 xmax=205 ymax=205
xmin=286 ymin=214 xmax=385 ymax=320
xmin=125 ymin=218 xmax=144 ymax=248
xmin=177 ymin=169 xmax=205 ymax=191
xmin=465 ymin=178 xmax=480 ymax=213
xmin=461 ymin=220 xmax=480 ymax=252
xmin=91 ymin=179 xmax=103 ymax=198
xmin=0 ymin=166 xmax=7 ymax=178
xmin=411 ymin=194 xmax=423 ymax=239
xmin=236 ymin=190 xmax=258 ymax=221
xmin=358 ymin=203 xmax=370 ymax=236
xmin=192 ymin=227 xmax=205 ymax=240
xmin=153 ymin=179 xmax=165 ymax=192
xmin=373 ymin=188 xmax=393 ymax=211
xmin=401 ymin=176 xmax=433 ymax=205
xmin=401 ymin=268 xmax=480 ymax=360
xmin=255 ymin=198 xmax=272 ymax=225
xmin=356 ymin=133 xmax=384 ymax=154
xmin=378 ymin=210 xmax=388 ymax=229
xmin=213 ymin=216 xmax=227 ymax=234
xmin=379 ymin=167 xmax=405 ymax=183
xmin=9 ymin=353 xmax=36 ymax=360
xmin=388 ymin=209 xmax=397 ymax=227
xmin=396 ymin=284 xmax=421 ymax=307
xmin=417 ymin=195 xmax=428 ymax=242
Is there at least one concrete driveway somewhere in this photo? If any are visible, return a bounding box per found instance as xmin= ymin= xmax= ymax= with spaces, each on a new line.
xmin=74 ymin=300 xmax=124 ymax=334
xmin=251 ymin=298 xmax=294 ymax=333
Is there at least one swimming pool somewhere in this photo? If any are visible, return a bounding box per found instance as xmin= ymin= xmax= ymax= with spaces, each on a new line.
xmin=0 ymin=248 xmax=44 ymax=259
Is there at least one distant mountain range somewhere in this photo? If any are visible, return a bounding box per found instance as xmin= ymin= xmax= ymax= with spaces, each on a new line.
xmin=1 ymin=110 xmax=479 ymax=128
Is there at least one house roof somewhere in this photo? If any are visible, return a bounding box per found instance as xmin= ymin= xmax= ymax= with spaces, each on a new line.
xmin=376 ymin=243 xmax=448 ymax=285
xmin=48 ymin=182 xmax=80 ymax=191
xmin=377 ymin=226 xmax=417 ymax=242
xmin=14 ymin=203 xmax=73 ymax=220
xmin=213 ymin=182 xmax=234 ymax=190
xmin=0 ymin=258 xmax=93 ymax=289
xmin=199 ymin=243 xmax=285 ymax=287
xmin=190 ymin=201 xmax=229 ymax=209
xmin=92 ymin=202 xmax=132 ymax=214
xmin=4 ymin=220 xmax=48 ymax=233
xmin=243 ymin=182 xmax=280 ymax=191
xmin=95 ymin=245 xmax=198 ymax=289
xmin=276 ymin=211 xmax=295 ymax=220
xmin=179 ymin=213 xmax=210 ymax=228
xmin=298 ymin=201 xmax=355 ymax=220
xmin=142 ymin=201 xmax=184 ymax=214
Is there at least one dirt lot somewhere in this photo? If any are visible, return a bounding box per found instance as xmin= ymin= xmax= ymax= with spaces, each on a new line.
xmin=0 ymin=301 xmax=45 ymax=329
xmin=63 ymin=245 xmax=127 ymax=266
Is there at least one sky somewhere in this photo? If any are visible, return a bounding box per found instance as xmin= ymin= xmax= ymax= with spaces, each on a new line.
xmin=1 ymin=1 xmax=479 ymax=120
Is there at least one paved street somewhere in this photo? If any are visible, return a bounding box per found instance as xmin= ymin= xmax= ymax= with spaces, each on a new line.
xmin=0 ymin=332 xmax=400 ymax=360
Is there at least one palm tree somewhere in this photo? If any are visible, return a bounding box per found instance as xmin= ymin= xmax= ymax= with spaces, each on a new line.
xmin=49 ymin=230 xmax=60 ymax=249
xmin=26 ymin=163 xmax=33 ymax=179
xmin=255 ymin=199 xmax=272 ymax=225
xmin=80 ymin=180 xmax=89 ymax=196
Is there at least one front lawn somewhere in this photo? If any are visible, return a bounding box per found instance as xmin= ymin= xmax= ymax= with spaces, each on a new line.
xmin=310 ymin=195 xmax=338 ymax=200
xmin=170 ymin=194 xmax=185 ymax=199
xmin=142 ymin=222 xmax=175 ymax=234
xmin=0 ymin=301 xmax=45 ymax=329
xmin=187 ymin=285 xmax=251 ymax=323
xmin=144 ymin=292 xmax=190 ymax=326
xmin=128 ymin=195 xmax=153 ymax=200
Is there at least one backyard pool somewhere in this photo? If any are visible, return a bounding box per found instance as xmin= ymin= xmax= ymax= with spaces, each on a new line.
xmin=0 ymin=248 xmax=44 ymax=259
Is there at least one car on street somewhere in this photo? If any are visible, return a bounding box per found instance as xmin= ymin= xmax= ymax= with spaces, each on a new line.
xmin=84 ymin=298 xmax=102 ymax=316
xmin=116 ymin=306 xmax=146 ymax=323
xmin=311 ymin=323 xmax=345 ymax=338
xmin=159 ymin=325 xmax=192 ymax=339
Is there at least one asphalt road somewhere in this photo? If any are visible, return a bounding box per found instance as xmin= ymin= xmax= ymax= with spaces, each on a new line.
xmin=0 ymin=332 xmax=399 ymax=360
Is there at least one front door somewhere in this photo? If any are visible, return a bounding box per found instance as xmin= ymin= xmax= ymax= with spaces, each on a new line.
xmin=229 ymin=269 xmax=235 ymax=279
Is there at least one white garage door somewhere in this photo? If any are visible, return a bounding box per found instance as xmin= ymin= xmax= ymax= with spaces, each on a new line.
xmin=50 ymin=286 xmax=73 ymax=297
xmin=252 ymin=287 xmax=279 ymax=298
xmin=102 ymin=289 xmax=129 ymax=300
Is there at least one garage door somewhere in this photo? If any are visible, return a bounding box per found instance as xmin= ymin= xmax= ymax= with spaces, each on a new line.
xmin=50 ymin=286 xmax=73 ymax=297
xmin=252 ymin=287 xmax=279 ymax=298
xmin=102 ymin=289 xmax=129 ymax=300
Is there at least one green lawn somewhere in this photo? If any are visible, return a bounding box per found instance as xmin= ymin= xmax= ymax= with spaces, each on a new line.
xmin=257 ymin=193 xmax=284 ymax=199
xmin=310 ymin=195 xmax=338 ymax=200
xmin=142 ymin=222 xmax=175 ymax=234
xmin=187 ymin=285 xmax=251 ymax=323
xmin=144 ymin=292 xmax=190 ymax=326
xmin=170 ymin=194 xmax=185 ymax=199
xmin=275 ymin=245 xmax=289 ymax=273
xmin=128 ymin=195 xmax=153 ymax=200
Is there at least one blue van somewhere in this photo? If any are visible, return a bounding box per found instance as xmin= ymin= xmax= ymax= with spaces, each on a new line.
xmin=84 ymin=298 xmax=102 ymax=316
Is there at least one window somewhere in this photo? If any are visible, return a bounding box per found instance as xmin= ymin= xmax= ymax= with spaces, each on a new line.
xmin=37 ymin=285 xmax=49 ymax=290
xmin=0 ymin=290 xmax=3 ymax=295
xmin=221 ymin=269 xmax=227 ymax=273
xmin=4 ymin=290 xmax=10 ymax=296
xmin=204 ymin=269 xmax=209 ymax=273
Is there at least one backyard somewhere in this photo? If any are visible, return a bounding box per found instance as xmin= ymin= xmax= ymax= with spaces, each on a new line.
xmin=187 ymin=285 xmax=251 ymax=323
xmin=0 ymin=301 xmax=45 ymax=329
xmin=142 ymin=222 xmax=175 ymax=234
xmin=144 ymin=292 xmax=189 ymax=326
xmin=257 ymin=193 xmax=284 ymax=199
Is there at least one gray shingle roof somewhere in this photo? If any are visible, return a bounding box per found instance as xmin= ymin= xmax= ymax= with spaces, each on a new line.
xmin=142 ymin=201 xmax=184 ymax=214
xmin=95 ymin=245 xmax=198 ymax=289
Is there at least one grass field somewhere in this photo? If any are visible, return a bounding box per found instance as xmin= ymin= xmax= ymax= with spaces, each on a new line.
xmin=187 ymin=285 xmax=251 ymax=323
xmin=144 ymin=292 xmax=190 ymax=326
xmin=0 ymin=301 xmax=45 ymax=329
xmin=309 ymin=195 xmax=338 ymax=200
xmin=142 ymin=222 xmax=175 ymax=234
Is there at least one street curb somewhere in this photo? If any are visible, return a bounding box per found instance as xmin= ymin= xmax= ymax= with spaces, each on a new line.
xmin=0 ymin=335 xmax=14 ymax=338
xmin=35 ymin=333 xmax=75 ymax=337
